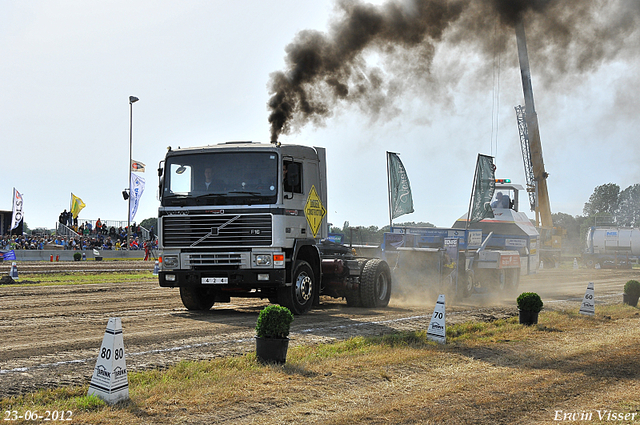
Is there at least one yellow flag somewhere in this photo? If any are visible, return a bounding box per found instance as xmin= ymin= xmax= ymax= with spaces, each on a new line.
xmin=70 ymin=193 xmax=86 ymax=218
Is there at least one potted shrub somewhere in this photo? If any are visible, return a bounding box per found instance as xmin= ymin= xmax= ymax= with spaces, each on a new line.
xmin=623 ymin=280 xmax=640 ymax=307
xmin=517 ymin=292 xmax=543 ymax=325
xmin=255 ymin=305 xmax=294 ymax=364
xmin=73 ymin=252 xmax=82 ymax=261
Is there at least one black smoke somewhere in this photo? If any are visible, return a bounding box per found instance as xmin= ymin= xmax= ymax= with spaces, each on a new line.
xmin=267 ymin=0 xmax=640 ymax=142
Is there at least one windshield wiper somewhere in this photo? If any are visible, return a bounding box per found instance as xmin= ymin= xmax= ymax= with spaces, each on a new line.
xmin=194 ymin=193 xmax=226 ymax=199
xmin=163 ymin=194 xmax=189 ymax=206
xmin=228 ymin=190 xmax=262 ymax=196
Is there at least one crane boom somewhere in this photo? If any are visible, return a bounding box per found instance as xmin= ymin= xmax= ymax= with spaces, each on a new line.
xmin=515 ymin=20 xmax=553 ymax=229
xmin=515 ymin=105 xmax=536 ymax=213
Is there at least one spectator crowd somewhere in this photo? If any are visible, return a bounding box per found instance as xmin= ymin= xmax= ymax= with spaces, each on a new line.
xmin=2 ymin=212 xmax=158 ymax=251
xmin=0 ymin=233 xmax=157 ymax=251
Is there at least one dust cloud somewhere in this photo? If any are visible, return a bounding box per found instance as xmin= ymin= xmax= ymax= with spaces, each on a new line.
xmin=267 ymin=0 xmax=640 ymax=141
xmin=387 ymin=250 xmax=519 ymax=308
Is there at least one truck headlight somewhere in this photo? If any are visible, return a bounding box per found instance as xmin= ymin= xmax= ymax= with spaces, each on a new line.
xmin=163 ymin=255 xmax=179 ymax=269
xmin=255 ymin=254 xmax=272 ymax=266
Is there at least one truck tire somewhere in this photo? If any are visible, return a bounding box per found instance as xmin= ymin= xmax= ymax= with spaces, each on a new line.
xmin=345 ymin=290 xmax=361 ymax=307
xmin=278 ymin=260 xmax=315 ymax=315
xmin=360 ymin=259 xmax=392 ymax=308
xmin=179 ymin=286 xmax=216 ymax=311
xmin=345 ymin=258 xmax=367 ymax=307
xmin=457 ymin=270 xmax=474 ymax=299
xmin=507 ymin=269 xmax=520 ymax=293
xmin=495 ymin=269 xmax=506 ymax=291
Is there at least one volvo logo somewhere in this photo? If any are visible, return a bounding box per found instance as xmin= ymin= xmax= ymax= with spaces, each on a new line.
xmin=190 ymin=215 xmax=241 ymax=247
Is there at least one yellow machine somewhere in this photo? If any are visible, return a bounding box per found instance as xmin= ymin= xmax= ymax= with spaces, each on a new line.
xmin=514 ymin=20 xmax=563 ymax=266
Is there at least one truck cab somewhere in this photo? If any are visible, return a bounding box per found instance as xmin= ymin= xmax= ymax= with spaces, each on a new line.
xmin=156 ymin=141 xmax=391 ymax=314
xmin=489 ymin=181 xmax=523 ymax=211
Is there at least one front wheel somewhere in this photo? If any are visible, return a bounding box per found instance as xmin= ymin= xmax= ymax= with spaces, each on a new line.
xmin=180 ymin=286 xmax=216 ymax=311
xmin=278 ymin=260 xmax=315 ymax=315
xmin=360 ymin=259 xmax=392 ymax=308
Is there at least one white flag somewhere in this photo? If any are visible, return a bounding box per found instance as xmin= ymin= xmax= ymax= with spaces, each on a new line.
xmin=129 ymin=173 xmax=145 ymax=222
xmin=10 ymin=188 xmax=24 ymax=230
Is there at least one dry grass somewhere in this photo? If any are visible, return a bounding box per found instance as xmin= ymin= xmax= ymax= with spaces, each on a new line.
xmin=2 ymin=305 xmax=639 ymax=424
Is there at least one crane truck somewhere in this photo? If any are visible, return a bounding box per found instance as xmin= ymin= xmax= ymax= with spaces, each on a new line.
xmin=513 ymin=20 xmax=563 ymax=266
xmin=156 ymin=141 xmax=392 ymax=315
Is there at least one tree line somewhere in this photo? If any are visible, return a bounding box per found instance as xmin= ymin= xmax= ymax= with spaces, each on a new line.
xmin=329 ymin=221 xmax=434 ymax=246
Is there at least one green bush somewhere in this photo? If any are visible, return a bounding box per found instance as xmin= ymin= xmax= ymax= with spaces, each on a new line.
xmin=624 ymin=280 xmax=640 ymax=297
xmin=73 ymin=252 xmax=82 ymax=261
xmin=255 ymin=305 xmax=294 ymax=339
xmin=516 ymin=292 xmax=543 ymax=312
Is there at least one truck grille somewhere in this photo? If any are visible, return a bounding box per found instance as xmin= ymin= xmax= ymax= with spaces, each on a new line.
xmin=185 ymin=252 xmax=245 ymax=267
xmin=162 ymin=214 xmax=272 ymax=248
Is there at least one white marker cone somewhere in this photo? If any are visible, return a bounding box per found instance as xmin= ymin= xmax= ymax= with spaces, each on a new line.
xmin=573 ymin=258 xmax=579 ymax=270
xmin=153 ymin=260 xmax=159 ymax=276
xmin=579 ymin=282 xmax=595 ymax=316
xmin=427 ymin=294 xmax=446 ymax=344
xmin=88 ymin=318 xmax=129 ymax=404
xmin=9 ymin=262 xmax=19 ymax=280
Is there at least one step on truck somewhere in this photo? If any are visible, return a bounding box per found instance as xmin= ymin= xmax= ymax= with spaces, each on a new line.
xmin=156 ymin=141 xmax=392 ymax=314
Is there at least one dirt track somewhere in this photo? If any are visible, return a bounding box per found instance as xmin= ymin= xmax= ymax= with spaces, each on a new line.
xmin=1 ymin=262 xmax=638 ymax=400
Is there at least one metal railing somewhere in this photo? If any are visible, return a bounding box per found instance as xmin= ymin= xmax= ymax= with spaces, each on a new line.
xmin=55 ymin=222 xmax=80 ymax=238
xmin=56 ymin=219 xmax=153 ymax=241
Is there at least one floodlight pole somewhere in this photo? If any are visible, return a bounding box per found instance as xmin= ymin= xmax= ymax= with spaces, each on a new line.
xmin=128 ymin=96 xmax=139 ymax=250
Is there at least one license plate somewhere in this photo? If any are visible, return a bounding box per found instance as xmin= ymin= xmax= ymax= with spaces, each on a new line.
xmin=202 ymin=277 xmax=228 ymax=284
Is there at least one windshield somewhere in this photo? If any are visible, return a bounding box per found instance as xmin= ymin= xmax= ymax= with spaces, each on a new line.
xmin=491 ymin=189 xmax=515 ymax=210
xmin=162 ymin=151 xmax=278 ymax=206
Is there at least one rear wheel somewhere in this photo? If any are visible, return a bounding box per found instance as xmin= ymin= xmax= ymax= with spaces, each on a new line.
xmin=457 ymin=270 xmax=474 ymax=299
xmin=360 ymin=259 xmax=392 ymax=308
xmin=345 ymin=290 xmax=362 ymax=307
xmin=180 ymin=286 xmax=216 ymax=311
xmin=345 ymin=258 xmax=367 ymax=307
xmin=507 ymin=268 xmax=520 ymax=293
xmin=278 ymin=260 xmax=315 ymax=315
xmin=495 ymin=269 xmax=506 ymax=291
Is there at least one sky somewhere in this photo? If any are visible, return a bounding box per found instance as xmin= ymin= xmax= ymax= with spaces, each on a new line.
xmin=1 ymin=0 xmax=639 ymax=231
